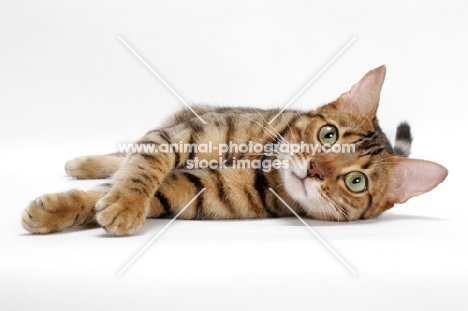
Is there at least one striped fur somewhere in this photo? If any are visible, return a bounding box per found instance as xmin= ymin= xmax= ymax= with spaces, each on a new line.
xmin=22 ymin=66 xmax=447 ymax=235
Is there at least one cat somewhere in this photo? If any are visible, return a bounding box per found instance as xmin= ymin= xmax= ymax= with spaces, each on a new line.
xmin=21 ymin=65 xmax=448 ymax=235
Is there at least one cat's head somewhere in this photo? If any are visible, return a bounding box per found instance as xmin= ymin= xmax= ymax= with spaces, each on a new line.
xmin=281 ymin=65 xmax=448 ymax=221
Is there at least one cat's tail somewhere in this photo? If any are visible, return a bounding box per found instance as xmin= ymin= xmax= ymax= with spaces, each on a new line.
xmin=393 ymin=122 xmax=412 ymax=157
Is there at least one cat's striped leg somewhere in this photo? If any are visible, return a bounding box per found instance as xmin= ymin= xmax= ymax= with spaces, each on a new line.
xmin=95 ymin=140 xmax=178 ymax=235
xmin=65 ymin=153 xmax=126 ymax=179
xmin=94 ymin=118 xmax=225 ymax=235
xmin=22 ymin=184 xmax=110 ymax=234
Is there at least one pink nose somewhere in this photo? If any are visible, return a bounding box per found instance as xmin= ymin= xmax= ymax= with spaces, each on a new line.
xmin=307 ymin=161 xmax=324 ymax=180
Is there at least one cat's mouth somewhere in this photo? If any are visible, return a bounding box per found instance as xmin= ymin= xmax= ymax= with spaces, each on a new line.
xmin=291 ymin=172 xmax=317 ymax=198
xmin=284 ymin=159 xmax=325 ymax=201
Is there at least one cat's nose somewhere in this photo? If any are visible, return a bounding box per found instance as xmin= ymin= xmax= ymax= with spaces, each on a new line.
xmin=307 ymin=161 xmax=324 ymax=180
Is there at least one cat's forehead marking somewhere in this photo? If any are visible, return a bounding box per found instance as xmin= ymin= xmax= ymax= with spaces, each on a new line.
xmin=343 ymin=127 xmax=393 ymax=157
xmin=361 ymin=158 xmax=373 ymax=170
xmin=294 ymin=113 xmax=326 ymax=129
xmin=332 ymin=154 xmax=374 ymax=176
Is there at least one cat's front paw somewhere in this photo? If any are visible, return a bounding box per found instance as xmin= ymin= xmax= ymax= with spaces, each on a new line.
xmin=95 ymin=189 xmax=149 ymax=236
xmin=22 ymin=193 xmax=82 ymax=234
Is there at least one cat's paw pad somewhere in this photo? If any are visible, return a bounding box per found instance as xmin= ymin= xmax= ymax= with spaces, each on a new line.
xmin=95 ymin=191 xmax=148 ymax=236
xmin=22 ymin=194 xmax=78 ymax=234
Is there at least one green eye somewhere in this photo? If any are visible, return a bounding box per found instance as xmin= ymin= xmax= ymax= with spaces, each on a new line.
xmin=344 ymin=171 xmax=367 ymax=193
xmin=318 ymin=126 xmax=338 ymax=145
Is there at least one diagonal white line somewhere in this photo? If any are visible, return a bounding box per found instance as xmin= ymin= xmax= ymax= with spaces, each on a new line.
xmin=118 ymin=36 xmax=207 ymax=124
xmin=268 ymin=188 xmax=357 ymax=275
xmin=117 ymin=188 xmax=206 ymax=276
xmin=268 ymin=36 xmax=356 ymax=124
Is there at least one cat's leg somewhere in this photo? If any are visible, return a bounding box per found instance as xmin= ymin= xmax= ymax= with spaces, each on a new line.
xmin=94 ymin=114 xmax=231 ymax=235
xmin=95 ymin=151 xmax=176 ymax=235
xmin=22 ymin=184 xmax=110 ymax=234
xmin=65 ymin=153 xmax=126 ymax=179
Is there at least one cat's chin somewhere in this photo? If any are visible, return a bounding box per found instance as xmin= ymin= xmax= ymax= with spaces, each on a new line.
xmin=282 ymin=170 xmax=336 ymax=219
xmin=285 ymin=171 xmax=322 ymax=201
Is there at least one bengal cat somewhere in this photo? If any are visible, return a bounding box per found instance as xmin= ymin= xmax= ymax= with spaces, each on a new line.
xmin=22 ymin=66 xmax=448 ymax=235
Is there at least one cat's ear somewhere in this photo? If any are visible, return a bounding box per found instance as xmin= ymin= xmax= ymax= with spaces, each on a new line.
xmin=334 ymin=65 xmax=386 ymax=115
xmin=387 ymin=158 xmax=448 ymax=204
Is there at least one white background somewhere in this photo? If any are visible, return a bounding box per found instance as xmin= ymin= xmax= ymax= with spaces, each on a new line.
xmin=1 ymin=1 xmax=467 ymax=310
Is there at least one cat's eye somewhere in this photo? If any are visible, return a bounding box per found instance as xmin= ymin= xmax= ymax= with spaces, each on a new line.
xmin=344 ymin=171 xmax=367 ymax=193
xmin=318 ymin=125 xmax=338 ymax=145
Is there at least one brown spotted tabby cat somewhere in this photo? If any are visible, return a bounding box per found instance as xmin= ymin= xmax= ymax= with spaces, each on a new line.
xmin=22 ymin=66 xmax=448 ymax=235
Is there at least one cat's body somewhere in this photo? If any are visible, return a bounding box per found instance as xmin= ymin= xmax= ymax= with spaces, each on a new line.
xmin=22 ymin=66 xmax=448 ymax=235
